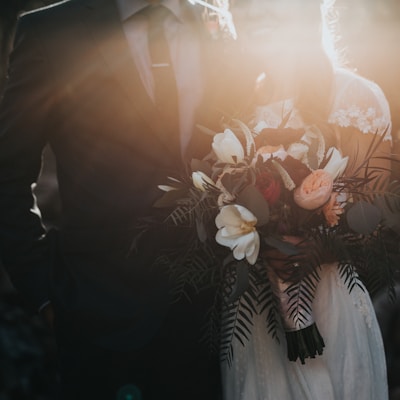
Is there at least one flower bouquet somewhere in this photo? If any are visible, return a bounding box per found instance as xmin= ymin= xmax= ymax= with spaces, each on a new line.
xmin=145 ymin=116 xmax=400 ymax=364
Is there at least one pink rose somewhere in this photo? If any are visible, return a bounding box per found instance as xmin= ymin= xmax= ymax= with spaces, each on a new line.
xmin=294 ymin=169 xmax=333 ymax=210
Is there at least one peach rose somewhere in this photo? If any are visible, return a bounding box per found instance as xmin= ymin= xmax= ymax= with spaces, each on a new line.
xmin=294 ymin=169 xmax=333 ymax=210
xmin=322 ymin=192 xmax=344 ymax=227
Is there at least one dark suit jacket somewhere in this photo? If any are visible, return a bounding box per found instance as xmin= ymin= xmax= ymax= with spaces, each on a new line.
xmin=0 ymin=0 xmax=225 ymax=351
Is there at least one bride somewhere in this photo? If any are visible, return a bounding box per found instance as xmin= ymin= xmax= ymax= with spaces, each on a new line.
xmin=221 ymin=0 xmax=392 ymax=399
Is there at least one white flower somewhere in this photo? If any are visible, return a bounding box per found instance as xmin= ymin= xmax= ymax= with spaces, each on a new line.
xmin=324 ymin=147 xmax=348 ymax=179
xmin=192 ymin=171 xmax=215 ymax=192
xmin=287 ymin=142 xmax=309 ymax=161
xmin=215 ymin=204 xmax=260 ymax=265
xmin=212 ymin=129 xmax=245 ymax=164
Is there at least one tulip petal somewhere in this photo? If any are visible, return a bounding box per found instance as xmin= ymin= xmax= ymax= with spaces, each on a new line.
xmin=324 ymin=147 xmax=348 ymax=179
xmin=215 ymin=205 xmax=241 ymax=229
xmin=215 ymin=231 xmax=237 ymax=248
xmin=192 ymin=171 xmax=214 ymax=191
xmin=215 ymin=204 xmax=260 ymax=265
xmin=212 ymin=129 xmax=245 ymax=164
xmin=232 ymin=233 xmax=253 ymax=260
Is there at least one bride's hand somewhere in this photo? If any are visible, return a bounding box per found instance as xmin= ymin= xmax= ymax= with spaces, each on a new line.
xmin=263 ymin=236 xmax=312 ymax=282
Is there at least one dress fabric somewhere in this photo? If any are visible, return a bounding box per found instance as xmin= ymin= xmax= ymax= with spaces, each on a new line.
xmin=221 ymin=69 xmax=391 ymax=400
xmin=221 ymin=265 xmax=388 ymax=400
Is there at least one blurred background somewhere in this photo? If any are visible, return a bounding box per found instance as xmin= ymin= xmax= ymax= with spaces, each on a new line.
xmin=0 ymin=1 xmax=399 ymax=399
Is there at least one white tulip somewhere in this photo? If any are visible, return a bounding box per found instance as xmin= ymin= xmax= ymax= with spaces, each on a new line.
xmin=215 ymin=204 xmax=260 ymax=265
xmin=324 ymin=147 xmax=349 ymax=179
xmin=192 ymin=171 xmax=215 ymax=191
xmin=212 ymin=129 xmax=245 ymax=164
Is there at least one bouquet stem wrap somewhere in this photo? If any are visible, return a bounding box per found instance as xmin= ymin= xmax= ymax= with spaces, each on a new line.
xmin=268 ymin=268 xmax=325 ymax=364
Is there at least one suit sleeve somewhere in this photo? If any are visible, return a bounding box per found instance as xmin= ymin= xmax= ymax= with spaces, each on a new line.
xmin=0 ymin=14 xmax=55 ymax=310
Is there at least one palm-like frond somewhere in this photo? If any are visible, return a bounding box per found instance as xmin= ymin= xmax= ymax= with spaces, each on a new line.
xmin=253 ymin=265 xmax=281 ymax=341
xmin=338 ymin=262 xmax=364 ymax=294
xmin=219 ymin=261 xmax=259 ymax=366
xmin=285 ymin=272 xmax=320 ymax=329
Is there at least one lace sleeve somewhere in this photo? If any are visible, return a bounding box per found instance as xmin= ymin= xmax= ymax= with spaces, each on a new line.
xmin=328 ymin=69 xmax=392 ymax=141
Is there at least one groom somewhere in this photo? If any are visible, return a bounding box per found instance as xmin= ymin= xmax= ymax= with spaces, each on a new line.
xmin=0 ymin=0 xmax=225 ymax=398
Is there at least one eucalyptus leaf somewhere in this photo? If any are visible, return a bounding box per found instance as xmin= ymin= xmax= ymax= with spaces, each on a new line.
xmin=237 ymin=185 xmax=270 ymax=226
xmin=346 ymin=200 xmax=382 ymax=235
xmin=374 ymin=194 xmax=400 ymax=235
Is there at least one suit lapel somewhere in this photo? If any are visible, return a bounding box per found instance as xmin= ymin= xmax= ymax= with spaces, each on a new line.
xmin=81 ymin=0 xmax=180 ymax=159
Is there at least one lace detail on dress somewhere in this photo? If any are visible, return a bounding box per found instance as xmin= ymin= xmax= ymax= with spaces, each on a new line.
xmin=334 ymin=267 xmax=373 ymax=329
xmin=352 ymin=288 xmax=373 ymax=329
xmin=253 ymin=69 xmax=392 ymax=142
xmin=328 ymin=106 xmax=388 ymax=136
xmin=328 ymin=68 xmax=392 ymax=141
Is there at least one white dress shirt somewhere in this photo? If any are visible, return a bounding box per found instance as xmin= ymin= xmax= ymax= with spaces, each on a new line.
xmin=115 ymin=0 xmax=205 ymax=154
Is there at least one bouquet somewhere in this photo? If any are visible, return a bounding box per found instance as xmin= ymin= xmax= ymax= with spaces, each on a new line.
xmin=144 ymin=116 xmax=400 ymax=364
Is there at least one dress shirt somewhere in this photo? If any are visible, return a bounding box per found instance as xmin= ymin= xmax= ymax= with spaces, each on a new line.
xmin=115 ymin=0 xmax=205 ymax=155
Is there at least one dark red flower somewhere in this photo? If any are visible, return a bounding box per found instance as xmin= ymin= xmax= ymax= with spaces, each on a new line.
xmin=280 ymin=156 xmax=311 ymax=186
xmin=255 ymin=172 xmax=281 ymax=206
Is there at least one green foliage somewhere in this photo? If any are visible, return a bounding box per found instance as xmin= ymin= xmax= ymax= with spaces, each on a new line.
xmin=346 ymin=200 xmax=382 ymax=235
xmin=145 ymin=121 xmax=400 ymax=364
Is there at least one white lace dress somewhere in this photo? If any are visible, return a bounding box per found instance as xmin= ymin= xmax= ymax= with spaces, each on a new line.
xmin=221 ymin=69 xmax=391 ymax=400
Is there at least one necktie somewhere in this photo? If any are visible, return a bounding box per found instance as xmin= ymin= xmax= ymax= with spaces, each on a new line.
xmin=147 ymin=5 xmax=180 ymax=140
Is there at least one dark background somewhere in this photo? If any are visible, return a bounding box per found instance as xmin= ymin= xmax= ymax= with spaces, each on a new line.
xmin=0 ymin=1 xmax=399 ymax=399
